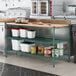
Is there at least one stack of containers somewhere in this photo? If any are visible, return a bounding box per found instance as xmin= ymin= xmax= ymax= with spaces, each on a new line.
xmin=11 ymin=28 xmax=36 ymax=52
xmin=57 ymin=43 xmax=64 ymax=56
xmin=52 ymin=43 xmax=66 ymax=57
xmin=20 ymin=29 xmax=36 ymax=39
xmin=57 ymin=42 xmax=68 ymax=56
xmin=12 ymin=28 xmax=36 ymax=38
xmin=11 ymin=28 xmax=20 ymax=51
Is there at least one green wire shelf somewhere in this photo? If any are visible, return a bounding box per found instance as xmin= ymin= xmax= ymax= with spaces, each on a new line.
xmin=7 ymin=36 xmax=68 ymax=44
xmin=8 ymin=50 xmax=68 ymax=59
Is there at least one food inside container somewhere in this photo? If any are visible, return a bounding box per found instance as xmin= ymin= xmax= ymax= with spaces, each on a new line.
xmin=44 ymin=46 xmax=52 ymax=57
xmin=31 ymin=46 xmax=37 ymax=54
xmin=15 ymin=18 xmax=21 ymax=23
xmin=15 ymin=17 xmax=29 ymax=24
xmin=38 ymin=46 xmax=44 ymax=54
xmin=21 ymin=18 xmax=29 ymax=24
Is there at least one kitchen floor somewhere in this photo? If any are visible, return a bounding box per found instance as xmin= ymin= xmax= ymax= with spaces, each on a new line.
xmin=0 ymin=62 xmax=57 ymax=76
xmin=0 ymin=53 xmax=76 ymax=76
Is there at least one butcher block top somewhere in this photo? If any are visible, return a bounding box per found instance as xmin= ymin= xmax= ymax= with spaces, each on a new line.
xmin=6 ymin=22 xmax=70 ymax=28
xmin=6 ymin=19 xmax=71 ymax=28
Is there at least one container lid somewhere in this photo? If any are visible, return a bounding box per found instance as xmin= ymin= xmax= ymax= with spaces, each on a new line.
xmin=20 ymin=28 xmax=29 ymax=30
xmin=27 ymin=30 xmax=35 ymax=31
xmin=21 ymin=42 xmax=35 ymax=44
xmin=12 ymin=28 xmax=20 ymax=30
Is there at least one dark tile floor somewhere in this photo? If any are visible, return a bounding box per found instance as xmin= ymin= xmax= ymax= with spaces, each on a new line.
xmin=0 ymin=62 xmax=59 ymax=76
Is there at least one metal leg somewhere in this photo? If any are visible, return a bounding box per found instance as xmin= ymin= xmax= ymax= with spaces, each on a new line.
xmin=5 ymin=23 xmax=7 ymax=57
xmin=53 ymin=27 xmax=55 ymax=67
xmin=68 ymin=26 xmax=70 ymax=62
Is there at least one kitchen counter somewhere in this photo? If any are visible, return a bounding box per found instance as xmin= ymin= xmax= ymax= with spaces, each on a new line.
xmin=68 ymin=5 xmax=76 ymax=7
xmin=54 ymin=16 xmax=76 ymax=19
xmin=53 ymin=16 xmax=76 ymax=24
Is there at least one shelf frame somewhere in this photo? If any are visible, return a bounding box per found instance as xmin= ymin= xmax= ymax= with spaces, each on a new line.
xmin=5 ymin=23 xmax=70 ymax=68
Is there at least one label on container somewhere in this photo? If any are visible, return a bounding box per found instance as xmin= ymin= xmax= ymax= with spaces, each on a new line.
xmin=44 ymin=46 xmax=52 ymax=56
xmin=52 ymin=49 xmax=60 ymax=57
xmin=38 ymin=46 xmax=44 ymax=54
xmin=31 ymin=46 xmax=36 ymax=54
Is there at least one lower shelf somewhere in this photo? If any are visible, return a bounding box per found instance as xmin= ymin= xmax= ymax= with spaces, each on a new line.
xmin=7 ymin=50 xmax=68 ymax=59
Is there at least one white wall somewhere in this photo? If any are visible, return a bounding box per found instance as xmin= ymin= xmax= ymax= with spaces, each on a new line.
xmin=0 ymin=0 xmax=76 ymax=16
xmin=52 ymin=0 xmax=76 ymax=16
xmin=68 ymin=0 xmax=76 ymax=5
xmin=19 ymin=0 xmax=31 ymax=7
xmin=0 ymin=0 xmax=31 ymax=10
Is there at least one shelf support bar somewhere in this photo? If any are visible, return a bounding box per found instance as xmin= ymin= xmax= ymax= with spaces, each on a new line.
xmin=5 ymin=23 xmax=7 ymax=57
xmin=53 ymin=27 xmax=55 ymax=67
xmin=68 ymin=26 xmax=70 ymax=62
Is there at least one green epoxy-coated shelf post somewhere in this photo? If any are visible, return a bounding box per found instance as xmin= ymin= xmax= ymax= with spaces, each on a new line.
xmin=68 ymin=26 xmax=70 ymax=62
xmin=53 ymin=27 xmax=55 ymax=67
xmin=5 ymin=23 xmax=7 ymax=57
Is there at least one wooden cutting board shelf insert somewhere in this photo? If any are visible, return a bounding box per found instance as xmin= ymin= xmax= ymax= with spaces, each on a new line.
xmin=6 ymin=19 xmax=71 ymax=28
